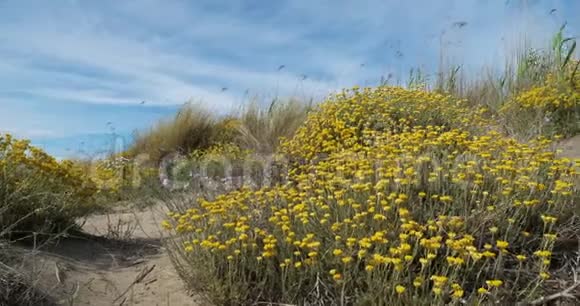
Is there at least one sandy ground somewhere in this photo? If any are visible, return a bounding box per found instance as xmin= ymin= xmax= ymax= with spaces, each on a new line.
xmin=13 ymin=205 xmax=206 ymax=306
xmin=557 ymin=134 xmax=580 ymax=159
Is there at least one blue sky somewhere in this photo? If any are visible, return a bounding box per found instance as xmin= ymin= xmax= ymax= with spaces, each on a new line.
xmin=0 ymin=0 xmax=578 ymax=158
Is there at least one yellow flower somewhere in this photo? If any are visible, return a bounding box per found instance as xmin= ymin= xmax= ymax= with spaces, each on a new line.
xmin=161 ymin=220 xmax=173 ymax=230
xmin=357 ymin=250 xmax=367 ymax=259
xmin=333 ymin=249 xmax=343 ymax=256
xmin=486 ymin=280 xmax=503 ymax=288
xmin=482 ymin=251 xmax=496 ymax=258
xmin=430 ymin=275 xmax=448 ymax=287
xmin=534 ymin=250 xmax=552 ymax=258
xmin=446 ymin=256 xmax=465 ymax=266
xmin=496 ymin=240 xmax=509 ymax=249
xmin=341 ymin=256 xmax=353 ymax=264
xmin=413 ymin=277 xmax=423 ymax=287
xmin=398 ymin=208 xmax=410 ymax=217
xmin=540 ymin=215 xmax=557 ymax=224
xmin=452 ymin=288 xmax=464 ymax=298
xmin=395 ymin=285 xmax=406 ymax=294
xmin=440 ymin=195 xmax=453 ymax=203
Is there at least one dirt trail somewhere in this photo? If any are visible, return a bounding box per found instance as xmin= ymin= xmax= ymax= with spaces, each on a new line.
xmin=557 ymin=134 xmax=580 ymax=159
xmin=17 ymin=205 xmax=204 ymax=306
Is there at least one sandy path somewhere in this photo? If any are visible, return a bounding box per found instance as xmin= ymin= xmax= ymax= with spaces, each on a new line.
xmin=557 ymin=134 xmax=580 ymax=159
xmin=79 ymin=206 xmax=203 ymax=306
xmin=16 ymin=205 xmax=205 ymax=306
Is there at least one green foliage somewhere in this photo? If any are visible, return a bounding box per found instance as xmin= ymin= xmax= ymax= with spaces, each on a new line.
xmin=130 ymin=102 xmax=216 ymax=163
xmin=129 ymin=98 xmax=310 ymax=162
xmin=234 ymin=98 xmax=310 ymax=154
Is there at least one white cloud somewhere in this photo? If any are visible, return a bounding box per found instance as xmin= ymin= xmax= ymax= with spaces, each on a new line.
xmin=0 ymin=22 xmax=353 ymax=108
xmin=0 ymin=0 xmax=403 ymax=108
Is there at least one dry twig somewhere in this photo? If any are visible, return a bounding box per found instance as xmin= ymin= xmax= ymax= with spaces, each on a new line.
xmin=112 ymin=264 xmax=156 ymax=303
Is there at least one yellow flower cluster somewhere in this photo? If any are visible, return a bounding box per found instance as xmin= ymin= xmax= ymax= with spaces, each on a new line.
xmin=1 ymin=133 xmax=97 ymax=230
xmin=1 ymin=133 xmax=96 ymax=195
xmin=189 ymin=142 xmax=250 ymax=161
xmin=281 ymin=86 xmax=492 ymax=161
xmin=163 ymin=87 xmax=578 ymax=304
xmin=92 ymin=160 xmax=125 ymax=192
xmin=513 ymin=73 xmax=579 ymax=109
xmin=500 ymin=67 xmax=580 ymax=137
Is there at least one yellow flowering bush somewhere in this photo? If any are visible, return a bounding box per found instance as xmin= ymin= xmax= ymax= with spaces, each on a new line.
xmin=92 ymin=159 xmax=128 ymax=193
xmin=164 ymin=87 xmax=578 ymax=305
xmin=281 ymin=86 xmax=493 ymax=161
xmin=514 ymin=74 xmax=579 ymax=109
xmin=0 ymin=133 xmax=98 ymax=232
xmin=501 ymin=62 xmax=580 ymax=137
xmin=188 ymin=142 xmax=251 ymax=162
xmin=180 ymin=142 xmax=253 ymax=179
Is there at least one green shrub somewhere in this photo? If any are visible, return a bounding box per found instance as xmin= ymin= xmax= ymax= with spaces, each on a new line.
xmin=0 ymin=133 xmax=97 ymax=234
xmin=163 ymin=87 xmax=578 ymax=305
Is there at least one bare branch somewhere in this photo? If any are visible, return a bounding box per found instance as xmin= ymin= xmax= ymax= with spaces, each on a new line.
xmin=527 ymin=282 xmax=580 ymax=305
xmin=527 ymin=267 xmax=580 ymax=306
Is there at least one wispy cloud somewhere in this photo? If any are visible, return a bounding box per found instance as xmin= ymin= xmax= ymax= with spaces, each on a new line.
xmin=0 ymin=127 xmax=57 ymax=139
xmin=0 ymin=0 xmax=578 ymax=156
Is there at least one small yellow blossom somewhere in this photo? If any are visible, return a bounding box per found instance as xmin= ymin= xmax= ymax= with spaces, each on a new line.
xmin=395 ymin=285 xmax=406 ymax=294
xmin=486 ymin=280 xmax=503 ymax=288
